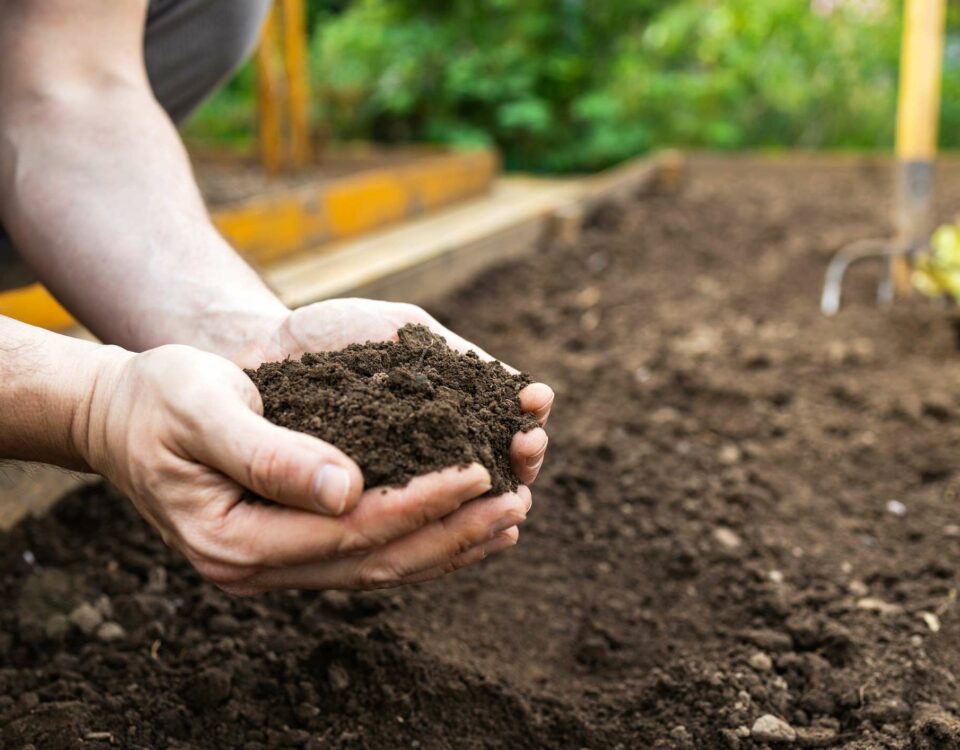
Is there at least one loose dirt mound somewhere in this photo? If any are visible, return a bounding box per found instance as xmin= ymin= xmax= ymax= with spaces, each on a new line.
xmin=5 ymin=156 xmax=960 ymax=748
xmin=247 ymin=323 xmax=534 ymax=496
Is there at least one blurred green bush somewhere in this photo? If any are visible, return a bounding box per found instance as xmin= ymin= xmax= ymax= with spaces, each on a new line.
xmin=185 ymin=0 xmax=960 ymax=173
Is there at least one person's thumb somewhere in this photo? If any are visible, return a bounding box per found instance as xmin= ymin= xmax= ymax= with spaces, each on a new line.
xmin=193 ymin=405 xmax=363 ymax=515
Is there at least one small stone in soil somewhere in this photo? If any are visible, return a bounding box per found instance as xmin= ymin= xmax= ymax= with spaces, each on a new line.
xmin=741 ymin=628 xmax=794 ymax=652
xmin=669 ymin=724 xmax=692 ymax=744
xmin=713 ymin=526 xmax=742 ymax=549
xmin=921 ymin=611 xmax=941 ymax=633
xmin=751 ymin=714 xmax=796 ymax=744
xmin=96 ymin=622 xmax=126 ymax=642
xmin=886 ymin=499 xmax=908 ymax=517
xmin=794 ymin=726 xmax=838 ymax=747
xmin=856 ymin=597 xmax=904 ymax=615
xmin=68 ymin=603 xmax=103 ymax=635
xmin=748 ymin=652 xmax=773 ymax=672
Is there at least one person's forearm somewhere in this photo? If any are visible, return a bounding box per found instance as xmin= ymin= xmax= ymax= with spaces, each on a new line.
xmin=0 ymin=316 xmax=124 ymax=470
xmin=0 ymin=83 xmax=288 ymax=359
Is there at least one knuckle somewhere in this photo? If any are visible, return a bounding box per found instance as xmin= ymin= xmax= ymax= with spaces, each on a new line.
xmin=413 ymin=494 xmax=440 ymax=529
xmin=247 ymin=442 xmax=286 ymax=498
xmin=358 ymin=561 xmax=402 ymax=590
xmin=335 ymin=521 xmax=381 ymax=556
xmin=452 ymin=529 xmax=477 ymax=557
xmin=443 ymin=553 xmax=473 ymax=575
xmin=438 ymin=518 xmax=477 ymax=557
xmin=440 ymin=519 xmax=478 ymax=557
xmin=505 ymin=495 xmax=528 ymax=516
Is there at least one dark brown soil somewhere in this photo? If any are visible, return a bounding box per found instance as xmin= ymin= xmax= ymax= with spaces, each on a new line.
xmin=246 ymin=323 xmax=535 ymax=496
xmin=6 ymin=156 xmax=960 ymax=749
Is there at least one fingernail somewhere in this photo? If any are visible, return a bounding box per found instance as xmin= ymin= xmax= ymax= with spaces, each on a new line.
xmin=532 ymin=387 xmax=555 ymax=423
xmin=491 ymin=514 xmax=524 ymax=537
xmin=469 ymin=464 xmax=493 ymax=493
xmin=313 ymin=465 xmax=351 ymax=514
xmin=536 ymin=395 xmax=554 ymax=416
xmin=483 ymin=529 xmax=518 ymax=555
xmin=525 ymin=439 xmax=548 ymax=469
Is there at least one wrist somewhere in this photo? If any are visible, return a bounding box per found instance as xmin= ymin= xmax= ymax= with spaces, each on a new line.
xmin=0 ymin=317 xmax=134 ymax=471
xmin=68 ymin=344 xmax=135 ymax=474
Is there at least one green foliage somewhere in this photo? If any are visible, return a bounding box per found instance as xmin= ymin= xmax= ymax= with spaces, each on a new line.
xmin=308 ymin=0 xmax=666 ymax=170
xmin=609 ymin=0 xmax=902 ymax=153
xmin=186 ymin=0 xmax=960 ymax=173
xmin=182 ymin=61 xmax=257 ymax=149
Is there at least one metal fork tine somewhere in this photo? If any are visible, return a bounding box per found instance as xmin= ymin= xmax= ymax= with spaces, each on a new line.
xmin=820 ymin=239 xmax=906 ymax=316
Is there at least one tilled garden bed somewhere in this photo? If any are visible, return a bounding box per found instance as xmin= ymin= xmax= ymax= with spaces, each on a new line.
xmin=5 ymin=157 xmax=960 ymax=749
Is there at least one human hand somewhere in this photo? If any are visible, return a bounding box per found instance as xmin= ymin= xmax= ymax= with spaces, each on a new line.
xmin=237 ymin=298 xmax=554 ymax=485
xmin=74 ymin=344 xmax=532 ymax=594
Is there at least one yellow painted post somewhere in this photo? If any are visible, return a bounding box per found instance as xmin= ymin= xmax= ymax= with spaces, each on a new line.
xmin=257 ymin=6 xmax=284 ymax=175
xmin=281 ymin=0 xmax=312 ymax=168
xmin=892 ymin=0 xmax=947 ymax=295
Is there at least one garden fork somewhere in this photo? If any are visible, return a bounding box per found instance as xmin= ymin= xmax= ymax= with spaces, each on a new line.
xmin=820 ymin=0 xmax=944 ymax=316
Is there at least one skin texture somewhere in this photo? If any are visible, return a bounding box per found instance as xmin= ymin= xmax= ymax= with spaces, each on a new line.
xmin=0 ymin=1 xmax=553 ymax=593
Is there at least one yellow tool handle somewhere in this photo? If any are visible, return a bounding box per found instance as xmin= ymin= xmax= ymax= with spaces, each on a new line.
xmin=896 ymin=0 xmax=946 ymax=162
xmin=892 ymin=0 xmax=947 ymax=295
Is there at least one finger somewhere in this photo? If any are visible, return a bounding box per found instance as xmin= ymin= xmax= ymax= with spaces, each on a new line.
xmin=193 ymin=405 xmax=363 ymax=516
xmin=356 ymin=488 xmax=529 ymax=579
xmin=247 ymin=488 xmax=530 ymax=591
xmin=402 ymin=526 xmax=520 ymax=584
xmin=215 ymin=463 xmax=492 ymax=568
xmin=335 ymin=463 xmax=493 ymax=552
xmin=511 ymin=428 xmax=548 ymax=485
xmin=519 ymin=383 xmax=555 ymax=425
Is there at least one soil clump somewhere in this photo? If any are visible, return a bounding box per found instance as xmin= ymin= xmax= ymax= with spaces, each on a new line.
xmin=246 ymin=323 xmax=535 ymax=496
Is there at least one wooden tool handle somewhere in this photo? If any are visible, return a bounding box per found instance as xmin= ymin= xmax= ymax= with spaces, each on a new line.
xmin=896 ymin=0 xmax=946 ymax=162
xmin=892 ymin=0 xmax=947 ymax=296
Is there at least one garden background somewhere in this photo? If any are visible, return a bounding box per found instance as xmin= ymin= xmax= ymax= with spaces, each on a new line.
xmin=184 ymin=0 xmax=960 ymax=173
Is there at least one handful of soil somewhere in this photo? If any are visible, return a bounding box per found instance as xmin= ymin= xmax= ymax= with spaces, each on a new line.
xmin=246 ymin=324 xmax=538 ymax=495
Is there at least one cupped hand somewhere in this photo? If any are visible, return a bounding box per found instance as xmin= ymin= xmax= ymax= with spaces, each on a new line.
xmin=75 ymin=345 xmax=531 ymax=595
xmin=239 ymin=298 xmax=554 ymax=484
